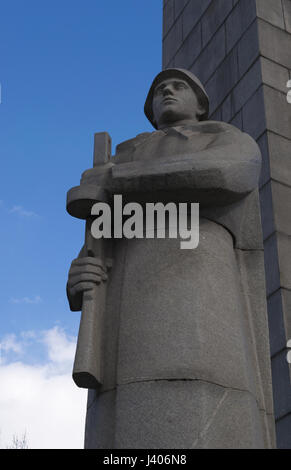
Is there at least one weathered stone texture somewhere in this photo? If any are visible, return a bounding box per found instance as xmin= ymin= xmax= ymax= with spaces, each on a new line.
xmin=163 ymin=0 xmax=291 ymax=448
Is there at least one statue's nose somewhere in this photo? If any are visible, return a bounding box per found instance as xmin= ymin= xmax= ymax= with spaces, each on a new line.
xmin=163 ymin=85 xmax=174 ymax=95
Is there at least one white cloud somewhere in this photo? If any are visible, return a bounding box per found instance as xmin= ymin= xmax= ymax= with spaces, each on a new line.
xmin=9 ymin=205 xmax=38 ymax=218
xmin=0 ymin=334 xmax=24 ymax=359
xmin=10 ymin=295 xmax=42 ymax=305
xmin=0 ymin=327 xmax=87 ymax=449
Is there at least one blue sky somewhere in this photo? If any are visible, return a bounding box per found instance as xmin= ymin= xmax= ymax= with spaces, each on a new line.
xmin=0 ymin=0 xmax=162 ymax=448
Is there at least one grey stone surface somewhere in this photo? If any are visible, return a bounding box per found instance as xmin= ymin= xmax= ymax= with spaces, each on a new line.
xmin=232 ymin=58 xmax=261 ymax=114
xmin=174 ymin=0 xmax=188 ymax=20
xmin=242 ymin=86 xmax=266 ymax=139
xmin=258 ymin=18 xmax=291 ymax=69
xmin=201 ymin=0 xmax=233 ymax=46
xmin=276 ymin=413 xmax=291 ymax=449
xmin=267 ymin=290 xmax=287 ymax=357
xmin=114 ymin=381 xmax=265 ymax=449
xmin=190 ymin=25 xmax=225 ymax=84
xmin=256 ymin=0 xmax=285 ymax=30
xmin=277 ymin=233 xmax=291 ymax=291
xmin=225 ymin=0 xmax=257 ymax=52
xmin=205 ymin=48 xmax=239 ymax=113
xmin=173 ymin=23 xmax=201 ymax=69
xmin=263 ymin=233 xmax=281 ymax=296
xmin=257 ymin=132 xmax=270 ymax=188
xmin=259 ymin=182 xmax=275 ymax=240
xmin=163 ymin=0 xmax=174 ymax=38
xmin=268 ymin=132 xmax=291 ymax=187
xmin=261 ymin=57 xmax=290 ymax=94
xmin=230 ymin=110 xmax=243 ymax=130
xmin=85 ymin=390 xmax=116 ymax=449
xmin=182 ymin=0 xmax=211 ymax=41
xmin=271 ymin=350 xmax=291 ymax=419
xmin=163 ymin=16 xmax=183 ymax=68
xmin=271 ymin=181 xmax=291 ymax=236
xmin=283 ymin=0 xmax=291 ymax=33
xmin=237 ymin=21 xmax=260 ymax=76
xmin=263 ymin=85 xmax=291 ymax=141
xmin=281 ymin=288 xmax=291 ymax=343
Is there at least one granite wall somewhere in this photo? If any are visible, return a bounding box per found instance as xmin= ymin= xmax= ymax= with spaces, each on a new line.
xmin=162 ymin=0 xmax=291 ymax=448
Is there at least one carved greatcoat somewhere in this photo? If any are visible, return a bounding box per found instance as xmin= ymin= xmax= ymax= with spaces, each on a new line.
xmin=80 ymin=121 xmax=275 ymax=449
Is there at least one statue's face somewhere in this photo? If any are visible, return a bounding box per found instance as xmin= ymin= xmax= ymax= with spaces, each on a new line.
xmin=152 ymin=78 xmax=202 ymax=128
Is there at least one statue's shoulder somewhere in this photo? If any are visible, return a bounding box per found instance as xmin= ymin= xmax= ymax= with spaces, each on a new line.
xmin=199 ymin=120 xmax=242 ymax=136
xmin=201 ymin=120 xmax=258 ymax=148
xmin=115 ymin=132 xmax=152 ymax=154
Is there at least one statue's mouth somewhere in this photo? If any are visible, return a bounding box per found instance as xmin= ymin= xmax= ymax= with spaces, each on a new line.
xmin=163 ymin=97 xmax=177 ymax=104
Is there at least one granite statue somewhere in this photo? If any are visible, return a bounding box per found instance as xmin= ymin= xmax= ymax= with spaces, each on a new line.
xmin=66 ymin=69 xmax=275 ymax=449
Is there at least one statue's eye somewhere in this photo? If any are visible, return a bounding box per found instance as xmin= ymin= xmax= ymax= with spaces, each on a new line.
xmin=154 ymin=87 xmax=164 ymax=95
xmin=175 ymin=83 xmax=187 ymax=90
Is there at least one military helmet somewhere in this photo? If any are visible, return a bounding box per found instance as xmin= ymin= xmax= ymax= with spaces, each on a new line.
xmin=144 ymin=68 xmax=209 ymax=129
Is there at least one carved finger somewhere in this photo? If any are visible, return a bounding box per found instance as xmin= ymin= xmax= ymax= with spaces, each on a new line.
xmin=68 ymin=273 xmax=102 ymax=288
xmin=72 ymin=257 xmax=104 ymax=268
xmin=69 ymin=264 xmax=103 ymax=278
xmin=70 ymin=282 xmax=97 ymax=297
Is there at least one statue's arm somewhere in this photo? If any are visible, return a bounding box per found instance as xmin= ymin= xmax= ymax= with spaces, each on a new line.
xmin=111 ymin=129 xmax=261 ymax=205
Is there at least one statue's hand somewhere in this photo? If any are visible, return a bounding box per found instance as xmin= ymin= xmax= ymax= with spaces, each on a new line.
xmin=67 ymin=257 xmax=104 ymax=311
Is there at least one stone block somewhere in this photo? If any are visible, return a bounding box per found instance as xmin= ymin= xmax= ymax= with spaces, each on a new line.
xmin=114 ymin=380 xmax=265 ymax=449
xmin=209 ymin=106 xmax=222 ymax=121
xmin=259 ymin=182 xmax=275 ymax=240
xmin=201 ymin=0 xmax=233 ymax=46
xmin=258 ymin=18 xmax=291 ymax=69
xmin=221 ymin=93 xmax=233 ymax=123
xmin=237 ymin=21 xmax=260 ymax=77
xmin=267 ymin=290 xmax=286 ymax=357
xmin=174 ymin=23 xmax=201 ymax=69
xmin=271 ymin=181 xmax=291 ymax=236
xmin=182 ymin=0 xmax=212 ymax=40
xmin=277 ymin=232 xmax=291 ymax=291
xmin=282 ymin=0 xmax=291 ymax=33
xmin=163 ymin=16 xmax=183 ymax=68
xmin=263 ymin=233 xmax=280 ymax=296
xmin=256 ymin=0 xmax=285 ymax=29
xmin=268 ymin=132 xmax=291 ymax=187
xmin=276 ymin=413 xmax=291 ymax=449
xmin=85 ymin=390 xmax=116 ymax=449
xmin=242 ymin=86 xmax=266 ymax=140
xmin=163 ymin=0 xmax=175 ymax=38
xmin=232 ymin=58 xmax=262 ymax=114
xmin=230 ymin=110 xmax=243 ymax=130
xmin=257 ymin=132 xmax=270 ymax=188
xmin=261 ymin=57 xmax=290 ymax=94
xmin=190 ymin=25 xmax=226 ymax=84
xmin=226 ymin=0 xmax=257 ymax=53
xmin=263 ymin=86 xmax=291 ymax=141
xmin=271 ymin=350 xmax=291 ymax=419
xmin=205 ymin=48 xmax=239 ymax=113
xmin=174 ymin=0 xmax=189 ymax=19
xmin=281 ymin=288 xmax=291 ymax=345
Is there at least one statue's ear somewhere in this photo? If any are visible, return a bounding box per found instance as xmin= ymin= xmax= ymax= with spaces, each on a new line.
xmin=196 ymin=103 xmax=206 ymax=120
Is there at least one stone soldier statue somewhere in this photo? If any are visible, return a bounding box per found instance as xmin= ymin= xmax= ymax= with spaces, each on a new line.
xmin=67 ymin=69 xmax=276 ymax=449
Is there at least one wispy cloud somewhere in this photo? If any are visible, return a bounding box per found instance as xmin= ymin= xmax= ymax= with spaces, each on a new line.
xmin=0 ymin=334 xmax=24 ymax=357
xmin=0 ymin=327 xmax=86 ymax=449
xmin=0 ymin=201 xmax=39 ymax=219
xmin=9 ymin=205 xmax=38 ymax=218
xmin=10 ymin=295 xmax=42 ymax=305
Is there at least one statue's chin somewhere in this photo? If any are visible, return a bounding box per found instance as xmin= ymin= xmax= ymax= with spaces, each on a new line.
xmin=157 ymin=109 xmax=184 ymax=127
